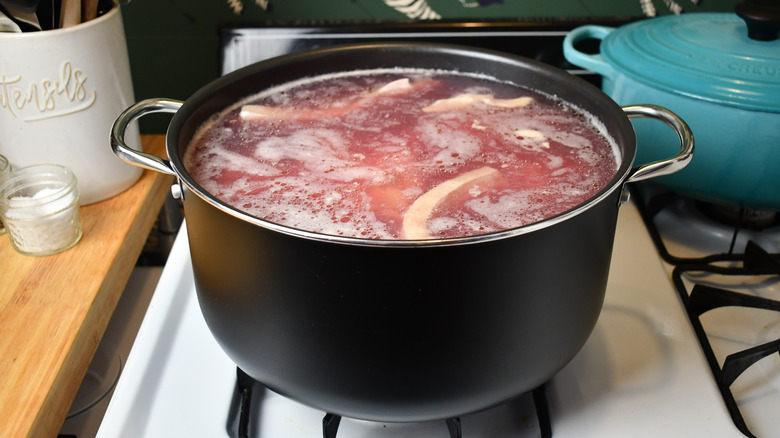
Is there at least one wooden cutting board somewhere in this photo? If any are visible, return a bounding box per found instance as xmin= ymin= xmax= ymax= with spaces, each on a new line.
xmin=0 ymin=135 xmax=172 ymax=438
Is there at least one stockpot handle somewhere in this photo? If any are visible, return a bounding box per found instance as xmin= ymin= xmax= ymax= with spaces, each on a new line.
xmin=622 ymin=104 xmax=694 ymax=184
xmin=111 ymin=100 xmax=691 ymax=184
xmin=110 ymin=98 xmax=183 ymax=177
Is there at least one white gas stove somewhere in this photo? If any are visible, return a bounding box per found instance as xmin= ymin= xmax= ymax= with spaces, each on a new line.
xmin=95 ymin=189 xmax=780 ymax=437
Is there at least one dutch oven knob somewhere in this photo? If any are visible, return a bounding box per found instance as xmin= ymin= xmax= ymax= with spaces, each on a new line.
xmin=735 ymin=0 xmax=780 ymax=41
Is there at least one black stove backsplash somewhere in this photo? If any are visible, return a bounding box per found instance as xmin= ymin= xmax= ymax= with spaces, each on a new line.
xmin=218 ymin=21 xmax=612 ymax=89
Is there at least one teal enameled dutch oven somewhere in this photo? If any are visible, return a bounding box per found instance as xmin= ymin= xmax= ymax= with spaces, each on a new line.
xmin=564 ymin=0 xmax=780 ymax=210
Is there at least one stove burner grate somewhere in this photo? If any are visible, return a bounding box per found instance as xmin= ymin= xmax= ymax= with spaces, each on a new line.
xmin=633 ymin=185 xmax=780 ymax=437
xmin=672 ymin=242 xmax=780 ymax=438
xmin=226 ymin=368 xmax=552 ymax=438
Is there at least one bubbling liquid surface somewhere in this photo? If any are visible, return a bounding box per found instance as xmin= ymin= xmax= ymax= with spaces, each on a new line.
xmin=184 ymin=69 xmax=620 ymax=239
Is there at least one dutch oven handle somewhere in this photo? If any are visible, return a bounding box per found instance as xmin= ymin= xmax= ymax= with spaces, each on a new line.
xmin=622 ymin=104 xmax=694 ymax=184
xmin=562 ymin=25 xmax=615 ymax=80
xmin=110 ymin=98 xmax=183 ymax=177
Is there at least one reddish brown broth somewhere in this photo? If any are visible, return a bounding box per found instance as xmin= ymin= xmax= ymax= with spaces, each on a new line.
xmin=183 ymin=69 xmax=619 ymax=239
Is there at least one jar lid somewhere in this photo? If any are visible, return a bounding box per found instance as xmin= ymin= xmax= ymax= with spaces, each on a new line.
xmin=600 ymin=11 xmax=780 ymax=112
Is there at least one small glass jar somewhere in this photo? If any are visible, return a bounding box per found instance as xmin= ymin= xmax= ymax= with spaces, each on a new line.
xmin=0 ymin=164 xmax=82 ymax=256
xmin=0 ymin=155 xmax=11 ymax=235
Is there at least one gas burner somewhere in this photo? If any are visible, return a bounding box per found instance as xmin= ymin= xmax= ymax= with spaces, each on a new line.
xmin=632 ymin=184 xmax=780 ymax=264
xmin=697 ymin=202 xmax=779 ymax=232
xmin=226 ymin=368 xmax=552 ymax=438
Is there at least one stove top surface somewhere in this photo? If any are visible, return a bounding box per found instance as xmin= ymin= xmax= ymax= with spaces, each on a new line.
xmin=97 ymin=202 xmax=749 ymax=437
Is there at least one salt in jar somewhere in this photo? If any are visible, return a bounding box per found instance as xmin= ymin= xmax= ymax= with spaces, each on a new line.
xmin=0 ymin=164 xmax=82 ymax=256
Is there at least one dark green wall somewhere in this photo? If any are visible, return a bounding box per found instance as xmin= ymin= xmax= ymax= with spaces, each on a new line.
xmin=120 ymin=0 xmax=741 ymax=133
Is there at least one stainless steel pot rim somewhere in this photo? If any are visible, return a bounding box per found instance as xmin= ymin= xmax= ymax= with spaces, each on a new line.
xmin=170 ymin=43 xmax=635 ymax=247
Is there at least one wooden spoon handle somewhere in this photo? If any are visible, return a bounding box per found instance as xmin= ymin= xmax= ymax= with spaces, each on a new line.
xmin=81 ymin=0 xmax=97 ymax=22
xmin=60 ymin=0 xmax=80 ymax=27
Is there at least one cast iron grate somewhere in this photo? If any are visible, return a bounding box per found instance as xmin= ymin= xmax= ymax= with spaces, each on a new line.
xmin=226 ymin=367 xmax=552 ymax=438
xmin=671 ymin=243 xmax=780 ymax=438
xmin=633 ymin=185 xmax=780 ymax=438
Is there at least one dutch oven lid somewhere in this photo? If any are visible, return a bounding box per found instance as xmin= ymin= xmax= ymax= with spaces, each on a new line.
xmin=599 ymin=0 xmax=780 ymax=112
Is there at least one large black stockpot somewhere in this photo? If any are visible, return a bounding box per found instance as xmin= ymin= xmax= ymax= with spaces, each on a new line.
xmin=111 ymin=43 xmax=692 ymax=422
